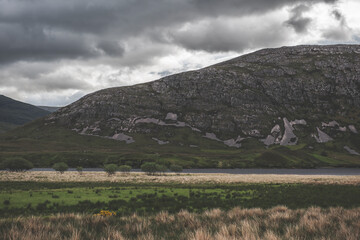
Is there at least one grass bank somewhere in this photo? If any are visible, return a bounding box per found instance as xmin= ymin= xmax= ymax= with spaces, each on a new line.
xmin=1 ymin=206 xmax=359 ymax=240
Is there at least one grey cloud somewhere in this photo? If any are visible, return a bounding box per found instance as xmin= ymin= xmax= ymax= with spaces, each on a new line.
xmin=97 ymin=41 xmax=124 ymax=57
xmin=0 ymin=23 xmax=100 ymax=64
xmin=332 ymin=9 xmax=343 ymax=21
xmin=284 ymin=4 xmax=312 ymax=33
xmin=0 ymin=61 xmax=92 ymax=92
xmin=169 ymin=19 xmax=289 ymax=53
xmin=322 ymin=8 xmax=351 ymax=41
xmin=0 ymin=0 xmax=338 ymax=64
xmin=331 ymin=9 xmax=347 ymax=26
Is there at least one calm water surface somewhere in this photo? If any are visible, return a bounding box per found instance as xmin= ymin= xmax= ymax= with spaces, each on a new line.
xmin=30 ymin=168 xmax=360 ymax=176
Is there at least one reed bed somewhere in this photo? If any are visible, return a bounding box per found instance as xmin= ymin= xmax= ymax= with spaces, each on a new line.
xmin=1 ymin=206 xmax=359 ymax=240
xmin=1 ymin=171 xmax=360 ymax=185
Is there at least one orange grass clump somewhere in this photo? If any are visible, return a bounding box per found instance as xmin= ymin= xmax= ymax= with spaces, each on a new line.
xmin=94 ymin=210 xmax=117 ymax=217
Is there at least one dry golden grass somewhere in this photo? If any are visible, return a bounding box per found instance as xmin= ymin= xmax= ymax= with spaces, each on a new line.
xmin=1 ymin=206 xmax=359 ymax=240
xmin=0 ymin=171 xmax=359 ymax=185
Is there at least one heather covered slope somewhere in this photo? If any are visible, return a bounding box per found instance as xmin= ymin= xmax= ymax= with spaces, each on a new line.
xmin=0 ymin=45 xmax=359 ymax=168
xmin=0 ymin=95 xmax=50 ymax=133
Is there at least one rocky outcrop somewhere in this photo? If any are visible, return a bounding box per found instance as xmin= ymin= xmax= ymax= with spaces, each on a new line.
xmin=47 ymin=45 xmax=360 ymax=148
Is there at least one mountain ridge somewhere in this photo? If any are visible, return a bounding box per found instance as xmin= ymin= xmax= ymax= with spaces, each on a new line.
xmin=48 ymin=44 xmax=360 ymax=143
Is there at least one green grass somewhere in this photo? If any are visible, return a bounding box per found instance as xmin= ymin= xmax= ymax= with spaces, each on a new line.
xmin=0 ymin=119 xmax=359 ymax=169
xmin=1 ymin=181 xmax=360 ymax=217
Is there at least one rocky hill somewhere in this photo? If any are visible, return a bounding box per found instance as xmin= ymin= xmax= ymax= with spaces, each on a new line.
xmin=1 ymin=45 xmax=359 ymax=168
xmin=50 ymin=45 xmax=359 ymax=148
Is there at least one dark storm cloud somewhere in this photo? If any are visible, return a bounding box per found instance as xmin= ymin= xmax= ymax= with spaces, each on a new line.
xmin=169 ymin=19 xmax=287 ymax=53
xmin=97 ymin=41 xmax=124 ymax=57
xmin=0 ymin=23 xmax=101 ymax=63
xmin=284 ymin=4 xmax=312 ymax=33
xmin=0 ymin=0 xmax=338 ymax=64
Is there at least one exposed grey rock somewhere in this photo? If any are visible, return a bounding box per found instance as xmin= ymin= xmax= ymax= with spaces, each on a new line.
xmin=339 ymin=126 xmax=347 ymax=132
xmin=152 ymin=137 xmax=169 ymax=145
xmin=111 ymin=133 xmax=135 ymax=144
xmin=313 ymin=128 xmax=333 ymax=143
xmin=262 ymin=135 xmax=276 ymax=146
xmin=223 ymin=136 xmax=244 ymax=148
xmin=80 ymin=127 xmax=89 ymax=134
xmin=322 ymin=121 xmax=339 ymax=127
xmin=204 ymin=132 xmax=221 ymax=141
xmin=349 ymin=125 xmax=358 ymax=134
xmin=280 ymin=118 xmax=297 ymax=145
xmin=271 ymin=124 xmax=281 ymax=133
xmin=165 ymin=112 xmax=178 ymax=121
xmin=290 ymin=119 xmax=307 ymax=126
xmin=344 ymin=146 xmax=360 ymax=155
xmin=135 ymin=118 xmax=165 ymax=125
xmin=243 ymin=129 xmax=261 ymax=137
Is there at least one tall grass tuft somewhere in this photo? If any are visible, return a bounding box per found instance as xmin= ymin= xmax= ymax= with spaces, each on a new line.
xmin=0 ymin=206 xmax=359 ymax=239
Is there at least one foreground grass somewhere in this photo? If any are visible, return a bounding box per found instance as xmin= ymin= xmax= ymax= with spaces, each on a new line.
xmin=1 ymin=206 xmax=359 ymax=240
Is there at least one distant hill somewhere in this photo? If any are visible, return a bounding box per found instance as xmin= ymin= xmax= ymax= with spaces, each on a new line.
xmin=0 ymin=95 xmax=50 ymax=133
xmin=37 ymin=106 xmax=61 ymax=113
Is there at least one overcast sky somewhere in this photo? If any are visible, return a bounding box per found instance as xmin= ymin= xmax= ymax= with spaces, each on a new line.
xmin=0 ymin=0 xmax=359 ymax=106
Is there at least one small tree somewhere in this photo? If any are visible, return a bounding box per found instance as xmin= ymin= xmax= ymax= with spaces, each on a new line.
xmin=76 ymin=166 xmax=83 ymax=175
xmin=118 ymin=165 xmax=132 ymax=174
xmin=104 ymin=164 xmax=118 ymax=176
xmin=53 ymin=162 xmax=68 ymax=174
xmin=170 ymin=164 xmax=183 ymax=174
xmin=156 ymin=164 xmax=168 ymax=175
xmin=1 ymin=157 xmax=33 ymax=172
xmin=141 ymin=162 xmax=158 ymax=175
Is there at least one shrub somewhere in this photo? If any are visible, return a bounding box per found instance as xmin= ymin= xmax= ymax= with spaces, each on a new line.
xmin=118 ymin=165 xmax=132 ymax=173
xmin=52 ymin=162 xmax=68 ymax=174
xmin=156 ymin=164 xmax=168 ymax=175
xmin=104 ymin=164 xmax=118 ymax=176
xmin=141 ymin=163 xmax=168 ymax=175
xmin=1 ymin=157 xmax=33 ymax=172
xmin=141 ymin=162 xmax=158 ymax=175
xmin=76 ymin=166 xmax=83 ymax=175
xmin=170 ymin=164 xmax=183 ymax=174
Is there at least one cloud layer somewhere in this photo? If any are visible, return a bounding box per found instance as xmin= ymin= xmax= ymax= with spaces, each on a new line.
xmin=0 ymin=0 xmax=359 ymax=106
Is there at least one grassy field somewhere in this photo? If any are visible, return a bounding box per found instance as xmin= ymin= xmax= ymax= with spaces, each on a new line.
xmin=1 ymin=207 xmax=359 ymax=240
xmin=1 ymin=120 xmax=359 ymax=169
xmin=1 ymin=172 xmax=360 ymax=217
xmin=1 ymin=171 xmax=360 ymax=239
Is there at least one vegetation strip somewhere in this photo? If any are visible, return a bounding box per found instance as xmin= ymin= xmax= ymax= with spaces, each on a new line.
xmin=1 ymin=207 xmax=359 ymax=240
xmin=1 ymin=171 xmax=360 ymax=185
xmin=1 ymin=180 xmax=360 ymax=217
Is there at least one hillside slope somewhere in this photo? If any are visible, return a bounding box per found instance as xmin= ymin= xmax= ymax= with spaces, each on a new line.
xmin=1 ymin=45 xmax=359 ymax=168
xmin=0 ymin=95 xmax=50 ymax=133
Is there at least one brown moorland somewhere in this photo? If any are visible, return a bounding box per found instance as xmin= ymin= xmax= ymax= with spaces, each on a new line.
xmin=1 ymin=206 xmax=359 ymax=240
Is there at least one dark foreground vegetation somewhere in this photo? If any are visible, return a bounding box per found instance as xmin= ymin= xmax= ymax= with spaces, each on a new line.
xmin=1 ymin=207 xmax=359 ymax=240
xmin=1 ymin=181 xmax=360 ymax=217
